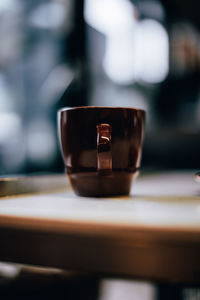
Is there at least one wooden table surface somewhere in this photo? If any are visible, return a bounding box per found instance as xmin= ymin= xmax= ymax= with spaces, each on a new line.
xmin=0 ymin=171 xmax=200 ymax=284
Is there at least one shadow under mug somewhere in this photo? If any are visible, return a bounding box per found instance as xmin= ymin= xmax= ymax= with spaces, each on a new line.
xmin=58 ymin=106 xmax=145 ymax=197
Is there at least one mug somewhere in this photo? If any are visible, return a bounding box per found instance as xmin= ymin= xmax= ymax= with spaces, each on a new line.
xmin=58 ymin=106 xmax=145 ymax=197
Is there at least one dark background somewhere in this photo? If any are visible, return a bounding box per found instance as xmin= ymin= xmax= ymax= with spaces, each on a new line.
xmin=0 ymin=0 xmax=200 ymax=175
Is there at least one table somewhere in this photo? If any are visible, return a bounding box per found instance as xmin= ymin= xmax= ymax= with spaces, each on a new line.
xmin=0 ymin=171 xmax=200 ymax=299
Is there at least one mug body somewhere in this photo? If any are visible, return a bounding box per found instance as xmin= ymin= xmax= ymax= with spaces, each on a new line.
xmin=58 ymin=106 xmax=145 ymax=197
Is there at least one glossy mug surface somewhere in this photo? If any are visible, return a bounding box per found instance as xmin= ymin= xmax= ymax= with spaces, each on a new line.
xmin=58 ymin=106 xmax=145 ymax=197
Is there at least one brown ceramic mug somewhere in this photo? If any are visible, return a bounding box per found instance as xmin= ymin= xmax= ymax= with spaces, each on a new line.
xmin=58 ymin=106 xmax=145 ymax=197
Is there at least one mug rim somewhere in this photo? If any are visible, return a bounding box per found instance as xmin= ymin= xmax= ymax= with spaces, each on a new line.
xmin=58 ymin=106 xmax=145 ymax=114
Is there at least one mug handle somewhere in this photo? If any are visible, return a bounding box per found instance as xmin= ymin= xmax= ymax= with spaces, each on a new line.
xmin=96 ymin=123 xmax=112 ymax=175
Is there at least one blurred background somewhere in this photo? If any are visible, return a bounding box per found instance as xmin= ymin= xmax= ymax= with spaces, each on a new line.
xmin=0 ymin=0 xmax=200 ymax=175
